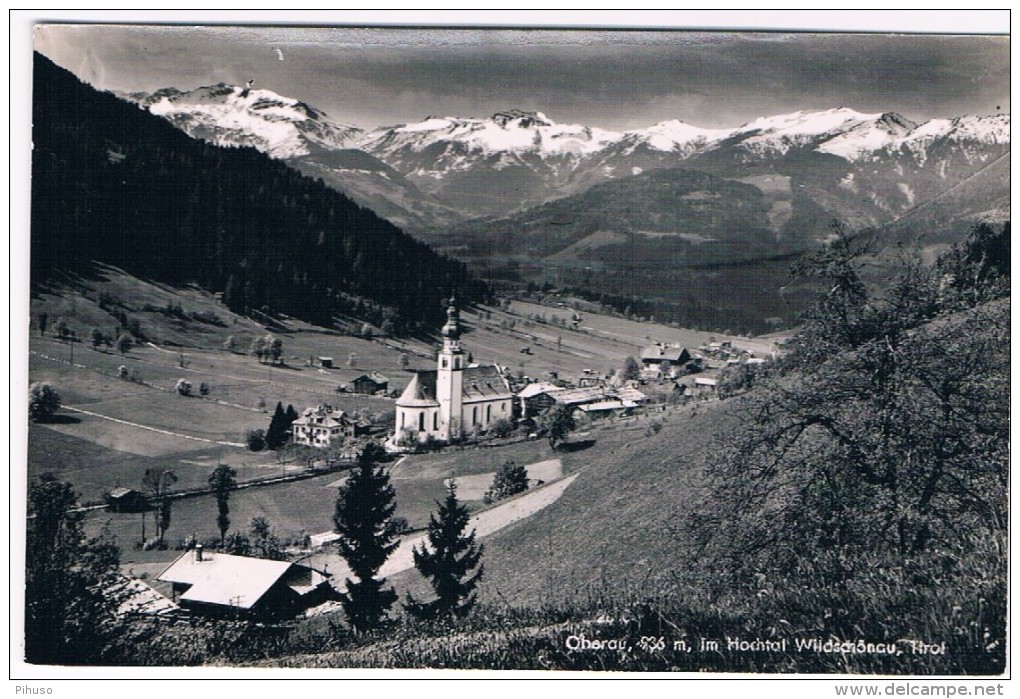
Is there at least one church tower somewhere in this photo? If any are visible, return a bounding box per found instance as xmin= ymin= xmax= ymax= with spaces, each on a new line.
xmin=436 ymin=297 xmax=465 ymax=442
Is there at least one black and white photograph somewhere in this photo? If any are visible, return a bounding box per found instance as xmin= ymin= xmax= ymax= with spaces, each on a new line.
xmin=13 ymin=11 xmax=1010 ymax=685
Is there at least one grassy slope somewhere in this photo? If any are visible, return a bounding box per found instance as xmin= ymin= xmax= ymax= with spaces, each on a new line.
xmin=468 ymin=401 xmax=734 ymax=607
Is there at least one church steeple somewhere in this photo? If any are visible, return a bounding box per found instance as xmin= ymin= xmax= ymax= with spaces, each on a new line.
xmin=441 ymin=296 xmax=462 ymax=350
xmin=436 ymin=296 xmax=464 ymax=441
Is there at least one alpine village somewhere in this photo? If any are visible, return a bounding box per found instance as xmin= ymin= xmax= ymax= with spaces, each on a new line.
xmin=24 ymin=40 xmax=1009 ymax=675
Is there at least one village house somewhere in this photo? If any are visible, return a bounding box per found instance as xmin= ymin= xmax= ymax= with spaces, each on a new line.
xmin=351 ymin=372 xmax=389 ymax=395
xmin=291 ymin=405 xmax=356 ymax=448
xmin=693 ymin=376 xmax=719 ymax=396
xmin=640 ymin=343 xmax=692 ymax=370
xmin=157 ymin=546 xmax=333 ymax=621
xmin=517 ymin=382 xmax=648 ymax=419
xmin=393 ymin=298 xmax=514 ymax=445
xmin=517 ymin=381 xmax=564 ymax=418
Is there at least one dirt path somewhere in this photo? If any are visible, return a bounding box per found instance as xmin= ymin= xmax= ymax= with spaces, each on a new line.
xmin=62 ymin=405 xmax=246 ymax=448
xmin=302 ymin=473 xmax=579 ymax=585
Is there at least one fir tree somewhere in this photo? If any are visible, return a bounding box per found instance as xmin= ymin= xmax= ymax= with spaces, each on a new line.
xmin=333 ymin=442 xmax=400 ymax=631
xmin=265 ymin=402 xmax=290 ymax=450
xmin=405 ymin=482 xmax=484 ymax=620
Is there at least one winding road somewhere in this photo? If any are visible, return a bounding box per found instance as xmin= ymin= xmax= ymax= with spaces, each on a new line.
xmin=301 ymin=473 xmax=579 ymax=585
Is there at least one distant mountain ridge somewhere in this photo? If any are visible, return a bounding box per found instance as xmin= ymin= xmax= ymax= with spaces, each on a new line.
xmin=124 ymin=83 xmax=1009 ymax=229
xmin=117 ymin=79 xmax=1008 ymax=334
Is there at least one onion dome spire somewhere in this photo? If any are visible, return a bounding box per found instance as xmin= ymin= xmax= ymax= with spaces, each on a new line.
xmin=441 ymin=296 xmax=461 ymax=340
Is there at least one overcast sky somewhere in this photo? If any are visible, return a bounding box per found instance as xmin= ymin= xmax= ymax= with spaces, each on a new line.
xmin=33 ymin=20 xmax=1009 ymax=131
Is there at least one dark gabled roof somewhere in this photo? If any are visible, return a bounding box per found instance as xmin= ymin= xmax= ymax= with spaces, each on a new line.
xmin=396 ymin=365 xmax=511 ymax=407
xmin=352 ymin=372 xmax=389 ymax=385
xmin=400 ymin=370 xmax=438 ymax=405
xmin=640 ymin=345 xmax=691 ymax=363
xmin=462 ymin=365 xmax=513 ymax=400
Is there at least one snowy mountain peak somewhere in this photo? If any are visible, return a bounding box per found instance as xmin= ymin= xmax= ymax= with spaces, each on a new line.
xmin=622 ymin=119 xmax=731 ymax=153
xmin=491 ymin=110 xmax=553 ymax=128
xmin=877 ymin=112 xmax=918 ymax=134
xmin=737 ymin=108 xmax=882 ymax=137
xmin=126 ymin=82 xmax=363 ymax=159
xmin=817 ymin=112 xmax=1010 ymax=161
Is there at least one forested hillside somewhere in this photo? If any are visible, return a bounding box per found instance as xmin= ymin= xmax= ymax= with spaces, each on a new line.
xmin=30 ymin=54 xmax=485 ymax=334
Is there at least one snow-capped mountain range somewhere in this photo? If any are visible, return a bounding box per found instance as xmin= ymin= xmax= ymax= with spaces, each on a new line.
xmin=123 ymin=83 xmax=1010 ymax=227
xmin=130 ymin=83 xmax=364 ymax=159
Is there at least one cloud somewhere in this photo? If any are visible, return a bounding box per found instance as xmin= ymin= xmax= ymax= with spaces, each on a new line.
xmin=33 ymin=25 xmax=1008 ymax=130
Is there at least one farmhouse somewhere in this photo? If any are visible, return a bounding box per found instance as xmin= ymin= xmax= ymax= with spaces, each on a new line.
xmin=640 ymin=343 xmax=692 ymax=369
xmin=292 ymin=405 xmax=355 ymax=448
xmin=517 ymin=381 xmax=563 ymax=418
xmin=394 ymin=299 xmax=514 ymax=444
xmin=518 ymin=382 xmax=648 ymax=418
xmin=157 ymin=547 xmax=333 ymax=621
xmin=351 ymin=372 xmax=389 ymax=395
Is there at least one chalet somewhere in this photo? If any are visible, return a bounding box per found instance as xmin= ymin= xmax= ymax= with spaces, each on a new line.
xmin=351 ymin=372 xmax=389 ymax=395
xmin=105 ymin=487 xmax=147 ymax=513
xmin=694 ymin=376 xmax=719 ymax=395
xmin=518 ymin=383 xmax=648 ymax=418
xmin=317 ymin=356 xmax=334 ymax=369
xmin=394 ymin=299 xmax=514 ymax=445
xmin=577 ymin=369 xmax=604 ymax=388
xmin=614 ymin=385 xmax=649 ymax=406
xmin=517 ymin=381 xmax=563 ymax=418
xmin=640 ymin=344 xmax=692 ymax=372
xmin=292 ymin=405 xmax=355 ymax=448
xmin=157 ymin=547 xmax=333 ymax=621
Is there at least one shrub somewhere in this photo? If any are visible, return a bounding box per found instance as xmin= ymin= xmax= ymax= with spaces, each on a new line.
xmin=483 ymin=460 xmax=529 ymax=504
xmin=246 ymin=429 xmax=266 ymax=452
xmin=28 ymin=382 xmax=61 ymax=422
xmin=488 ymin=417 xmax=515 ymax=439
xmin=644 ymin=419 xmax=663 ymax=437
xmin=115 ymin=333 xmax=132 ymax=355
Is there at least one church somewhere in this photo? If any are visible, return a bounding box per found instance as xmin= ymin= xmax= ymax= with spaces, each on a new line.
xmin=394 ymin=299 xmax=514 ymax=445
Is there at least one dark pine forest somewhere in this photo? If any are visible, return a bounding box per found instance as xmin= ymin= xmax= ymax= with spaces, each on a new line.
xmin=30 ymin=53 xmax=486 ymax=334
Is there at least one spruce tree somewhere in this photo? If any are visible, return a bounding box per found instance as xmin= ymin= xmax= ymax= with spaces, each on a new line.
xmin=333 ymin=442 xmax=400 ymax=631
xmin=265 ymin=402 xmax=289 ymax=449
xmin=405 ymin=482 xmax=484 ymax=620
